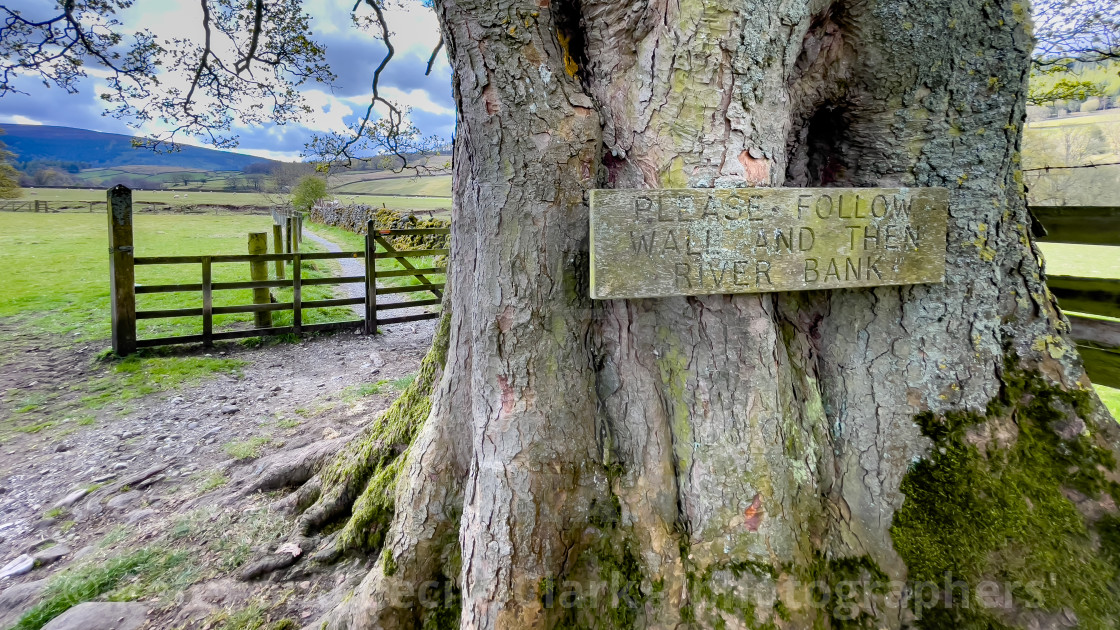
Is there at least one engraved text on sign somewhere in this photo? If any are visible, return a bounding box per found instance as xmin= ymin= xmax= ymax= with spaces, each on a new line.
xmin=589 ymin=188 xmax=950 ymax=299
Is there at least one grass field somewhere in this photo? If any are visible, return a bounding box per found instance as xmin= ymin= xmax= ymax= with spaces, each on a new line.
xmin=333 ymin=175 xmax=451 ymax=197
xmin=20 ymin=187 xmax=453 ymax=213
xmin=0 ymin=212 xmax=355 ymax=342
xmin=1023 ymin=107 xmax=1120 ymax=206
xmin=1027 ymin=108 xmax=1120 ymax=130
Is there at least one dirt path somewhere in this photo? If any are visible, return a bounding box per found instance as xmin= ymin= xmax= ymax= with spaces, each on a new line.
xmin=0 ymin=315 xmax=436 ymax=627
xmin=304 ymin=228 xmax=442 ymax=323
xmin=303 ymin=230 xmax=365 ymax=317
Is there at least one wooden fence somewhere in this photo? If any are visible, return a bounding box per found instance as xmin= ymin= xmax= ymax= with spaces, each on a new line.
xmin=107 ymin=185 xmax=448 ymax=355
xmin=1033 ymin=206 xmax=1120 ymax=388
xmin=0 ymin=200 xmax=50 ymax=212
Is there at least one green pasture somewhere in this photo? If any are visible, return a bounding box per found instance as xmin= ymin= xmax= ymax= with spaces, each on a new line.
xmin=1027 ymin=108 xmax=1120 ymax=130
xmin=22 ymin=187 xmax=452 ymax=214
xmin=0 ymin=212 xmax=355 ymax=342
xmin=333 ymin=174 xmax=452 ymax=198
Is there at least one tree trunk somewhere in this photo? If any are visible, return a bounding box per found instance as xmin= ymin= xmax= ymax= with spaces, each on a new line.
xmin=312 ymin=0 xmax=1120 ymax=627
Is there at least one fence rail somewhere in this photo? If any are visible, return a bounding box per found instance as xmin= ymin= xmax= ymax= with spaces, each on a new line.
xmin=107 ymin=185 xmax=448 ymax=355
xmin=1034 ymin=205 xmax=1120 ymax=388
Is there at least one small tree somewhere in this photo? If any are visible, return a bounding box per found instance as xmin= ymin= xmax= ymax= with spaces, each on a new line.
xmin=0 ymin=131 xmax=21 ymax=199
xmin=290 ymin=175 xmax=327 ymax=212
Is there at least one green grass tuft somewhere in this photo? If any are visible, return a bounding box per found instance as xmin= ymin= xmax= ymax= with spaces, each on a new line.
xmin=13 ymin=548 xmax=181 ymax=630
xmin=223 ymin=436 xmax=271 ymax=460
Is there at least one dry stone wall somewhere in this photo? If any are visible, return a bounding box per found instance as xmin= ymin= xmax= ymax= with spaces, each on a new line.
xmin=308 ymin=202 xmax=450 ymax=251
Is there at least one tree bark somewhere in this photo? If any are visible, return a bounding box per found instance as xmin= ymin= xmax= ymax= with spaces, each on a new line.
xmin=311 ymin=0 xmax=1120 ymax=627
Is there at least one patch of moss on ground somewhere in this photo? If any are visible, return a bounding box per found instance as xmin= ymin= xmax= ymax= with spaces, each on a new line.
xmin=891 ymin=362 xmax=1120 ymax=628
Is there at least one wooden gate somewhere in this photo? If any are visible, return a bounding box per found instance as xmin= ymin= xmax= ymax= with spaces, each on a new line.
xmin=107 ymin=186 xmax=448 ymax=356
xmin=1033 ymin=206 xmax=1120 ymax=388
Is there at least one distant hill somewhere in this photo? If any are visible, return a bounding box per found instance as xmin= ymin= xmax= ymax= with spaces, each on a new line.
xmin=0 ymin=124 xmax=276 ymax=171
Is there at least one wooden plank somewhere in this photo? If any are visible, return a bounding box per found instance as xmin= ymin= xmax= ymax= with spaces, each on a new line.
xmin=135 ymin=283 xmax=205 ymax=294
xmin=209 ymin=253 xmax=290 ymax=263
xmin=373 ymin=235 xmax=444 ymax=299
xmin=373 ymin=248 xmax=448 ymax=259
xmin=366 ymin=220 xmax=376 ymax=335
xmin=135 ymin=334 xmax=208 ymax=348
xmin=202 ymin=257 xmax=213 ymax=347
xmin=212 ymin=302 xmax=293 ymax=315
xmin=377 ymin=313 xmax=441 ymax=326
xmin=136 ymin=307 xmax=205 ymax=320
xmin=298 ymin=251 xmax=366 ymax=260
xmin=1067 ymin=314 xmax=1120 ymax=347
xmin=293 ymin=253 xmax=302 ymax=334
xmin=300 ymin=297 xmax=366 ymax=309
xmin=211 ymin=279 xmax=291 ymax=291
xmin=376 ymin=267 xmax=446 ymax=278
xmin=108 ymin=185 xmax=136 ymax=356
xmin=1049 ymin=275 xmax=1120 ymax=319
xmin=1076 ymin=345 xmax=1120 ymax=390
xmin=138 ymin=252 xmax=358 ymax=264
xmin=1031 ymin=206 xmax=1120 ymax=246
xmin=134 ymin=320 xmax=366 ymax=348
xmin=134 ymin=255 xmax=206 ymax=265
xmin=376 ymin=298 xmax=442 ymax=311
xmin=376 ymin=283 xmax=446 ymax=296
xmin=302 ymin=275 xmax=366 ymax=287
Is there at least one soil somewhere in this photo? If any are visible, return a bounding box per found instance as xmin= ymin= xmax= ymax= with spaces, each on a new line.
xmin=0 ymin=255 xmax=438 ymax=627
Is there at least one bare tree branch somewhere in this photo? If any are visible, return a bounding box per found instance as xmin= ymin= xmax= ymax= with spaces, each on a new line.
xmin=426 ymin=36 xmax=444 ymax=76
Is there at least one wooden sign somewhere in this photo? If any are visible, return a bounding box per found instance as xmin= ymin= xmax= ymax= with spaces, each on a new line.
xmin=589 ymin=188 xmax=949 ymax=299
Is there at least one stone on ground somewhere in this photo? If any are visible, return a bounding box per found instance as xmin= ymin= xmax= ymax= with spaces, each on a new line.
xmin=0 ymin=555 xmax=34 ymax=579
xmin=0 ymin=578 xmax=48 ymax=629
xmin=41 ymin=601 xmax=148 ymax=630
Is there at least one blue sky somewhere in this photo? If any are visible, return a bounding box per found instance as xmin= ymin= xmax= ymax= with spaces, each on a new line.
xmin=0 ymin=1 xmax=454 ymax=162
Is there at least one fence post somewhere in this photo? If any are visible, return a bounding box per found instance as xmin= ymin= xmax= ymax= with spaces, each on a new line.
xmin=248 ymin=232 xmax=273 ymax=328
xmin=108 ymin=185 xmax=136 ymax=356
xmin=272 ymin=223 xmax=284 ymax=279
xmin=284 ymin=217 xmax=293 ymax=254
xmin=292 ymin=253 xmax=302 ymax=335
xmin=202 ymin=256 xmax=213 ymax=347
xmin=365 ymin=219 xmax=377 ymax=335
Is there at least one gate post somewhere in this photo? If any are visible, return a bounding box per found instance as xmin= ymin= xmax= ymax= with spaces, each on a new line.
xmin=272 ymin=223 xmax=284 ymax=279
xmin=108 ymin=185 xmax=136 ymax=356
xmin=364 ymin=219 xmax=377 ymax=335
xmin=248 ymin=232 xmax=273 ymax=328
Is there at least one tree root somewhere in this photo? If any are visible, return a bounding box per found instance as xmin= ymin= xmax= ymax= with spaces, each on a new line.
xmin=235 ymin=435 xmax=351 ymax=495
xmin=240 ymin=310 xmax=453 ymax=584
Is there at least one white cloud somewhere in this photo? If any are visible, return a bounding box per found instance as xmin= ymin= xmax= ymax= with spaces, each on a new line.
xmin=0 ymin=115 xmax=43 ymax=125
xmin=378 ymin=87 xmax=455 ymax=117
xmin=0 ymin=0 xmax=455 ymax=158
